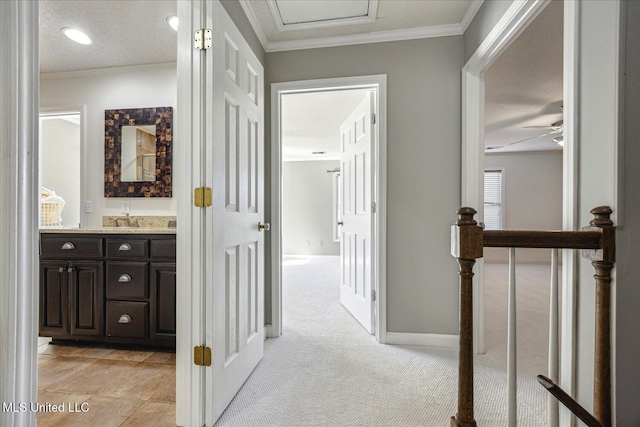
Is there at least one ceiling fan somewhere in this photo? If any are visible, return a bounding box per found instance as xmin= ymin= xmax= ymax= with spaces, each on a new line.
xmin=486 ymin=119 xmax=564 ymax=151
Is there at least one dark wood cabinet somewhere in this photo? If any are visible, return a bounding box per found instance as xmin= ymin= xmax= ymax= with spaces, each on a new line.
xmin=39 ymin=232 xmax=175 ymax=347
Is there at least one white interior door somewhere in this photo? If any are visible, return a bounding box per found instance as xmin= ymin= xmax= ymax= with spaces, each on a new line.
xmin=339 ymin=92 xmax=374 ymax=334
xmin=204 ymin=1 xmax=264 ymax=424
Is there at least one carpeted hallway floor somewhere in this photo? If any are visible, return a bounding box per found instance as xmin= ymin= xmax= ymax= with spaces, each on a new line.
xmin=216 ymin=256 xmax=555 ymax=426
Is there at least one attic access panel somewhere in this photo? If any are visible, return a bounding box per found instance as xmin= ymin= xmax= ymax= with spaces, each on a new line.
xmin=269 ymin=0 xmax=378 ymax=31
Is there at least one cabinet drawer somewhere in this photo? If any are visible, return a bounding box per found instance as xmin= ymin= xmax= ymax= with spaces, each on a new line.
xmin=41 ymin=236 xmax=103 ymax=259
xmin=106 ymin=262 xmax=149 ymax=299
xmin=150 ymin=239 xmax=176 ymax=260
xmin=106 ymin=239 xmax=148 ymax=258
xmin=106 ymin=301 xmax=148 ymax=339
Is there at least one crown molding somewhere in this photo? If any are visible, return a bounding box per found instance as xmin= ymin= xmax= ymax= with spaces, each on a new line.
xmin=239 ymin=0 xmax=483 ymax=53
xmin=266 ymin=23 xmax=463 ymax=52
xmin=40 ymin=62 xmax=177 ymax=80
xmin=238 ymin=0 xmax=269 ymax=50
xmin=460 ymin=0 xmax=485 ymax=33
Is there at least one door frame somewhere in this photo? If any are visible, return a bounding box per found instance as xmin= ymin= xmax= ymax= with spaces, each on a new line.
xmin=461 ymin=0 xmax=578 ymax=424
xmin=269 ymin=75 xmax=387 ymax=343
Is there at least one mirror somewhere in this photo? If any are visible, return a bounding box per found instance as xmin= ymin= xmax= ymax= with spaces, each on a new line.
xmin=104 ymin=107 xmax=172 ymax=197
xmin=121 ymin=125 xmax=157 ymax=182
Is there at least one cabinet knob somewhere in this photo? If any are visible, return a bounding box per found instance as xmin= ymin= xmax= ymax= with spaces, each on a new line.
xmin=67 ymin=267 xmax=75 ymax=273
xmin=118 ymin=243 xmax=132 ymax=251
xmin=118 ymin=274 xmax=132 ymax=283
xmin=118 ymin=314 xmax=132 ymax=324
xmin=61 ymin=242 xmax=75 ymax=250
xmin=58 ymin=267 xmax=64 ymax=273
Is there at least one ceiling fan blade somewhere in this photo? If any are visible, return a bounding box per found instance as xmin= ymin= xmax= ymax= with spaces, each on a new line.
xmin=507 ymin=130 xmax=559 ymax=146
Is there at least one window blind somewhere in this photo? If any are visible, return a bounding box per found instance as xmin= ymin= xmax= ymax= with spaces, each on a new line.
xmin=484 ymin=170 xmax=503 ymax=230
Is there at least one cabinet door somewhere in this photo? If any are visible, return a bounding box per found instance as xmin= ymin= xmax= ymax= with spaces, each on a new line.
xmin=150 ymin=262 xmax=176 ymax=341
xmin=40 ymin=261 xmax=69 ymax=336
xmin=69 ymin=261 xmax=103 ymax=337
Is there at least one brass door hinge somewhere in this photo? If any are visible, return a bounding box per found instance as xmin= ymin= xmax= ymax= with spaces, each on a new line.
xmin=194 ymin=29 xmax=212 ymax=50
xmin=194 ymin=187 xmax=212 ymax=208
xmin=194 ymin=345 xmax=212 ymax=366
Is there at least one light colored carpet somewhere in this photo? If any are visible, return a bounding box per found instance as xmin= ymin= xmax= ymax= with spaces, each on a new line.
xmin=215 ymin=256 xmax=556 ymax=426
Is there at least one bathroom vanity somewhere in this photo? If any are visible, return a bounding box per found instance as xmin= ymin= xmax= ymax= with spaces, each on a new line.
xmin=39 ymin=228 xmax=176 ymax=348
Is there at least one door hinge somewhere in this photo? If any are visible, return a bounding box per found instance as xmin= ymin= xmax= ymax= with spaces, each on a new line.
xmin=194 ymin=29 xmax=212 ymax=50
xmin=194 ymin=187 xmax=212 ymax=208
xmin=371 ymin=202 xmax=376 ymax=213
xmin=372 ymin=290 xmax=377 ymax=302
xmin=194 ymin=345 xmax=212 ymax=366
xmin=371 ymin=113 xmax=376 ymax=125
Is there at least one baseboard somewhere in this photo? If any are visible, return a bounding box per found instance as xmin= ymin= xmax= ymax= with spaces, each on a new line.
xmin=265 ymin=324 xmax=277 ymax=339
xmin=385 ymin=332 xmax=459 ymax=348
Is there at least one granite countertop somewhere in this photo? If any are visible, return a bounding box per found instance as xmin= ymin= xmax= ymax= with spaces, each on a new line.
xmin=40 ymin=227 xmax=176 ymax=235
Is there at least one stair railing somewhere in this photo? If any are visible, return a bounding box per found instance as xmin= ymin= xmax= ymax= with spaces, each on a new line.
xmin=450 ymin=206 xmax=615 ymax=427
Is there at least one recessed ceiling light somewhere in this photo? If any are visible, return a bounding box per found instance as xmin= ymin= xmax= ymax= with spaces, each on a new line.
xmin=61 ymin=28 xmax=93 ymax=45
xmin=167 ymin=16 xmax=179 ymax=31
xmin=312 ymin=151 xmax=326 ymax=155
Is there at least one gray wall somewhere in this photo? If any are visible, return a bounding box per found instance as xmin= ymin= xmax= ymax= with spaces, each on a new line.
xmin=463 ymin=0 xmax=513 ymax=63
xmin=484 ymin=151 xmax=563 ymax=263
xmin=282 ymin=160 xmax=340 ymax=256
xmin=615 ymin=1 xmax=640 ymax=423
xmin=266 ymin=36 xmax=464 ymax=335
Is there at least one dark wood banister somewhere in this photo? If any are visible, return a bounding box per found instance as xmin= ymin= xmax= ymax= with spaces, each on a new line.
xmin=450 ymin=206 xmax=615 ymax=427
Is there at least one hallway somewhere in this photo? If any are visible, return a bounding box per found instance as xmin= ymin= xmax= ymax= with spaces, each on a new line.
xmin=216 ymin=257 xmax=550 ymax=426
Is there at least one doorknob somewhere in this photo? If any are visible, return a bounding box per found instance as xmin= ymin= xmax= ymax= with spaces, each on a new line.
xmin=337 ymin=221 xmax=344 ymax=226
xmin=258 ymin=222 xmax=271 ymax=232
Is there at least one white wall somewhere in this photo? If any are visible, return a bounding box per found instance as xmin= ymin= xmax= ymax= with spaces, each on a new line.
xmin=40 ymin=63 xmax=177 ymax=227
xmin=266 ymin=36 xmax=463 ymax=335
xmin=484 ymin=151 xmax=563 ymax=263
xmin=282 ymin=160 xmax=340 ymax=256
xmin=40 ymin=118 xmax=81 ymax=227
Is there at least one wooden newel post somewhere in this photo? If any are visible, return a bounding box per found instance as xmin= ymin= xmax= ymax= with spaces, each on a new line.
xmin=451 ymin=208 xmax=483 ymax=427
xmin=582 ymin=206 xmax=615 ymax=427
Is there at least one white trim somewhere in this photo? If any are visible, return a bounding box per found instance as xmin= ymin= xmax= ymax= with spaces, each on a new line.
xmin=39 ymin=62 xmax=177 ymax=80
xmin=266 ymin=0 xmax=378 ymax=33
xmin=175 ymin=1 xmax=205 ymax=425
xmin=461 ymin=0 xmax=553 ymax=363
xmin=270 ymin=75 xmax=387 ymax=344
xmin=460 ymin=0 xmax=485 ymax=33
xmin=559 ymin=1 xmax=579 ymax=425
xmin=266 ymin=23 xmax=463 ymax=52
xmin=385 ymin=332 xmax=459 ymax=349
xmin=238 ymin=0 xmax=268 ymax=50
xmin=0 ymin=1 xmax=40 ymax=426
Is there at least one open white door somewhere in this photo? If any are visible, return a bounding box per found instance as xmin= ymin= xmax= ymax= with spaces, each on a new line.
xmin=204 ymin=1 xmax=265 ymax=424
xmin=339 ymin=92 xmax=375 ymax=334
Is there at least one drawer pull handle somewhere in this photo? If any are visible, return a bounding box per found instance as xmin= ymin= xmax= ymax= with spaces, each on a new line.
xmin=61 ymin=242 xmax=75 ymax=250
xmin=118 ymin=314 xmax=132 ymax=324
xmin=118 ymin=243 xmax=132 ymax=251
xmin=118 ymin=274 xmax=132 ymax=283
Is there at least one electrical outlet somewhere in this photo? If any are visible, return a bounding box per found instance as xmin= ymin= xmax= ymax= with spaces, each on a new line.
xmin=122 ymin=201 xmax=130 ymax=214
xmin=84 ymin=201 xmax=92 ymax=213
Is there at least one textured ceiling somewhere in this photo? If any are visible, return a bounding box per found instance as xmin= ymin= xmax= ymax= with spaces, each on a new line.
xmin=484 ymin=0 xmax=563 ymax=153
xmin=249 ymin=0 xmax=472 ymax=43
xmin=39 ymin=0 xmax=177 ymax=73
xmin=282 ymin=90 xmax=371 ymax=161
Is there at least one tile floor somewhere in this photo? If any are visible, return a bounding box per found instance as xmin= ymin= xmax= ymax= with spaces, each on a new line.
xmin=37 ymin=337 xmax=176 ymax=427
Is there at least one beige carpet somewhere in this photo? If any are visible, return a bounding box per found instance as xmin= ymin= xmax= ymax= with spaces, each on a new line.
xmin=215 ymin=256 xmax=556 ymax=426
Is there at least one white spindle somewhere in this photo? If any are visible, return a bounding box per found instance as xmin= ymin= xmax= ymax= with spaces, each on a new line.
xmin=507 ymin=247 xmax=517 ymax=426
xmin=548 ymin=249 xmax=560 ymax=427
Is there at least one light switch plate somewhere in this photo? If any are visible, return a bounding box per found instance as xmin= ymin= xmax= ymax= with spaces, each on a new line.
xmin=84 ymin=201 xmax=92 ymax=213
xmin=121 ymin=201 xmax=130 ymax=214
